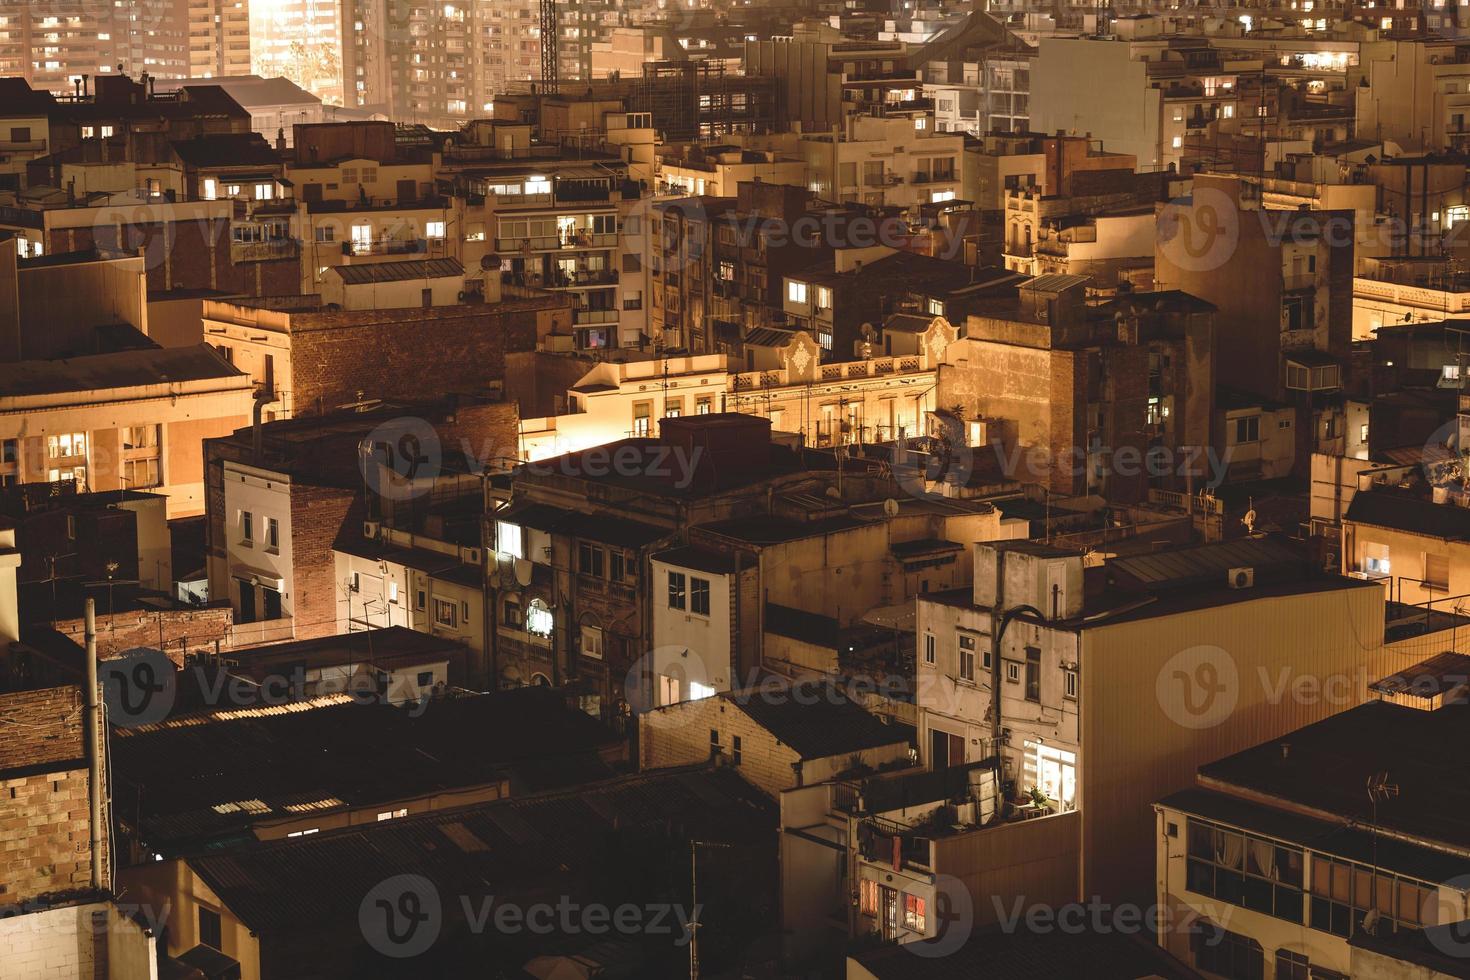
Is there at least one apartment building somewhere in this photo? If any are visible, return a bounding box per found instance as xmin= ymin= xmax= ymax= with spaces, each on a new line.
xmin=781 ymin=250 xmax=1020 ymax=363
xmin=1357 ymin=37 xmax=1470 ymax=154
xmin=799 ymin=114 xmax=967 ymax=212
xmin=0 ymin=270 xmax=253 ymax=521
xmin=204 ymin=400 xmax=516 ymax=648
xmin=914 ymin=535 xmax=1419 ymax=909
xmin=655 ymin=144 xmax=808 ymax=198
xmin=200 ymin=290 xmax=564 ymax=420
xmin=1155 ymin=683 xmax=1470 ymax=979
xmin=459 ymin=153 xmax=640 ymax=350
xmin=248 ymin=0 xmax=345 ymax=106
xmin=1354 ymin=255 xmax=1470 ymax=341
xmin=341 ymin=0 xmax=544 ymax=129
xmin=1002 ymin=168 xmax=1171 ymax=286
xmin=937 ymin=277 xmax=1216 ymax=500
xmin=187 ymin=0 xmax=253 ymax=81
xmin=0 ymin=0 xmax=191 ymax=93
xmin=1157 ymin=174 xmax=1354 ymax=474
xmin=519 ymin=323 xmax=944 ymax=457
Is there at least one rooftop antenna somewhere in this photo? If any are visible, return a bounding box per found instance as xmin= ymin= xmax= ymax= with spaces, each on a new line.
xmin=1364 ymin=769 xmax=1399 ymax=935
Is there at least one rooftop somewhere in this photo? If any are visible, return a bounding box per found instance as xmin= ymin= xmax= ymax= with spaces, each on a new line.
xmin=0 ymin=344 xmax=244 ymax=398
xmin=114 ymin=685 xmax=622 ymax=854
xmin=184 ymin=765 xmax=773 ymax=938
xmin=1198 ymin=697 xmax=1470 ymax=856
xmin=329 ymin=257 xmax=465 ymax=286
xmin=1346 ymin=486 xmax=1470 ymax=539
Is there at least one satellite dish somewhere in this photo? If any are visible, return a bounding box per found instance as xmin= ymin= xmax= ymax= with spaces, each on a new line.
xmin=860 ymin=322 xmax=876 ymax=339
xmin=480 ymin=253 xmax=502 ymax=271
xmin=883 ymin=498 xmax=900 ymax=518
xmin=1242 ymin=508 xmax=1257 ymax=533
xmin=513 ymin=558 xmax=533 ymax=587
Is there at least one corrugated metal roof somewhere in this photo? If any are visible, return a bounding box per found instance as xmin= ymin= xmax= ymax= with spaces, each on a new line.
xmin=330 ymin=258 xmax=464 ymax=285
xmin=1110 ymin=537 xmax=1299 ymax=587
xmin=1021 ymin=272 xmax=1089 ymax=294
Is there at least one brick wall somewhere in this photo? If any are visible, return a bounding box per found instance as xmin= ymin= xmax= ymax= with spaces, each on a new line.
xmin=288 ymin=484 xmax=361 ymax=641
xmin=287 ymin=300 xmax=563 ymax=416
xmin=0 ymin=900 xmax=158 ymax=979
xmin=639 ymin=696 xmax=801 ymax=798
xmin=50 ymin=605 xmax=234 ymax=663
xmin=0 ymin=686 xmax=107 ymax=906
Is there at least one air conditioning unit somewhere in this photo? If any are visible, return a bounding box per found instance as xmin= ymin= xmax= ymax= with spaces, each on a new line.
xmin=1348 ymin=570 xmax=1373 ymax=580
xmin=1227 ymin=566 xmax=1255 ymax=589
xmin=363 ymin=520 xmax=380 ymax=539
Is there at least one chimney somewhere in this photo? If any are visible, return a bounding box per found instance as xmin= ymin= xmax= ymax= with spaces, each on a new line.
xmin=81 ymin=73 xmax=89 ymax=98
xmin=252 ymin=391 xmax=267 ymax=462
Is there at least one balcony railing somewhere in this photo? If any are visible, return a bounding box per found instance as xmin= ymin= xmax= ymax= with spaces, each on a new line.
xmin=549 ymin=269 xmax=618 ymax=288
xmin=232 ymin=239 xmax=301 ymax=262
xmin=343 ymin=237 xmax=427 ymax=257
xmin=572 ymin=307 xmax=618 ymax=325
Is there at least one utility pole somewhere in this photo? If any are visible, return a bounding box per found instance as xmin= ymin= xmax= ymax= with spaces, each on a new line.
xmin=688 ymin=839 xmax=732 ymax=980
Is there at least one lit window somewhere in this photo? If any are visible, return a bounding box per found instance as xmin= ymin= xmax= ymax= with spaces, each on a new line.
xmin=787 ymin=280 xmax=808 ymax=304
xmin=426 ymin=220 xmax=446 ymax=239
xmin=903 ymin=894 xmax=926 ymax=932
xmin=526 ymin=598 xmax=553 ymax=636
xmin=815 ymin=285 xmax=832 ymax=310
xmin=581 ymin=625 xmax=603 ymax=659
xmin=433 ymin=598 xmax=457 ymax=628
xmin=496 ymin=520 xmax=523 ymax=558
xmin=927 ymin=298 xmax=943 ymax=316
xmin=1448 ymin=205 xmax=1470 ymax=226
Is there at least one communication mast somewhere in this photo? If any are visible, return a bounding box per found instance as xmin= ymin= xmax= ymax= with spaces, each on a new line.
xmin=540 ymin=0 xmax=559 ymax=95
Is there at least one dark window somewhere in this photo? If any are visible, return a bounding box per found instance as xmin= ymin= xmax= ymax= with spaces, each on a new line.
xmin=1234 ymin=416 xmax=1260 ymax=443
xmin=709 ymin=728 xmax=719 ymax=749
xmin=198 ymin=906 xmax=223 ymax=950
xmin=417 ymin=671 xmax=434 ymax=686
xmin=1023 ymin=646 xmax=1046 ymax=702
xmin=610 ymin=551 xmax=626 ymax=581
xmin=578 ymin=541 xmax=604 ymax=577
xmin=1024 ymin=647 xmax=1041 ymax=702
xmin=1309 ymin=852 xmax=1431 ymax=940
xmin=668 ymin=571 xmax=686 ymax=610
xmin=10 ymin=126 xmax=31 ymax=143
xmin=1186 ymin=819 xmax=1304 ymax=924
xmin=691 ymin=577 xmax=710 ymax=615
xmin=732 ymin=735 xmax=742 ymax=765
xmin=1192 ymin=923 xmax=1263 ymax=980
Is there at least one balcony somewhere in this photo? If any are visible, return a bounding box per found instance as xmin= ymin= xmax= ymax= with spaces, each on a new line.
xmin=1283 ymin=272 xmax=1317 ymax=291
xmin=572 ymin=307 xmax=618 ymax=325
xmin=548 ymin=269 xmax=618 ymax=288
xmin=232 ymin=239 xmax=301 ymax=263
xmin=343 ymin=237 xmax=427 ymax=257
